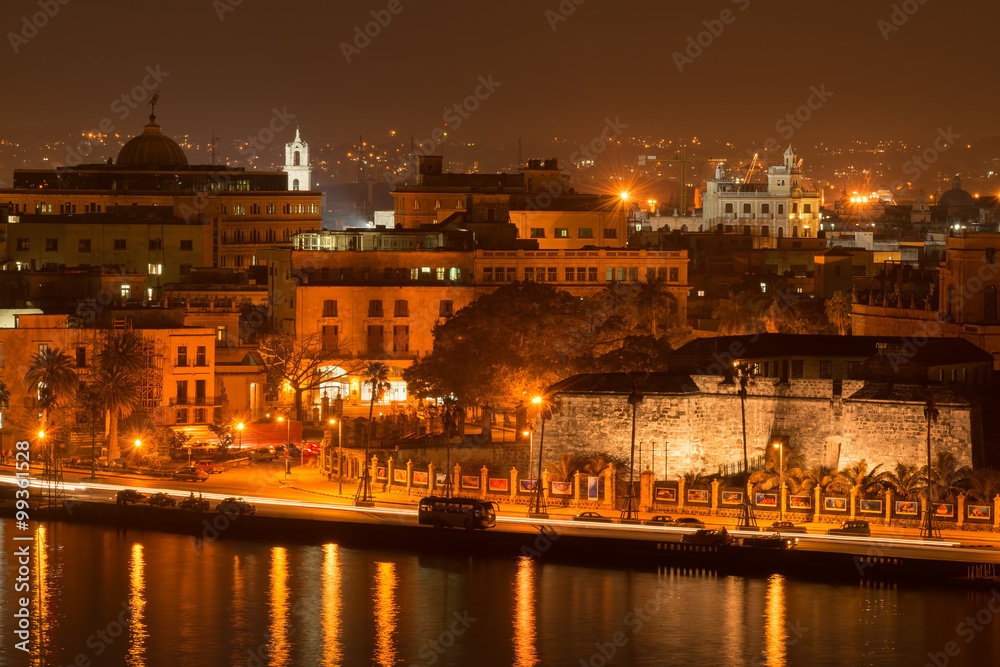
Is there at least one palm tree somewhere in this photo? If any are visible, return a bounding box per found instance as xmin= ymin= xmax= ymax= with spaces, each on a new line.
xmin=790 ymin=464 xmax=838 ymax=494
xmin=963 ymin=467 xmax=1000 ymax=504
xmin=881 ymin=462 xmax=923 ymax=499
xmin=24 ymin=347 xmax=78 ymax=456
xmin=931 ymin=451 xmax=971 ymax=502
xmin=621 ymin=374 xmax=646 ymax=521
xmin=824 ymin=291 xmax=852 ymax=335
xmin=544 ymin=453 xmax=579 ymax=482
xmin=633 ymin=277 xmax=675 ymax=336
xmin=95 ymin=331 xmax=144 ymax=461
xmin=356 ymin=362 xmax=390 ymax=505
xmin=831 ymin=459 xmax=888 ymax=498
xmin=713 ymin=291 xmax=767 ymax=335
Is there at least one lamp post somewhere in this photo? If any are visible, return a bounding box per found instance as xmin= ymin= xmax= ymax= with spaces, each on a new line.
xmin=236 ymin=422 xmax=244 ymax=451
xmin=278 ymin=415 xmax=291 ymax=478
xmin=133 ymin=439 xmax=141 ymax=468
xmin=330 ymin=418 xmax=343 ymax=495
xmin=921 ymin=398 xmax=941 ymax=539
xmin=773 ymin=438 xmax=784 ymax=520
xmin=529 ymin=396 xmax=548 ymax=518
xmin=620 ymin=376 xmax=645 ymax=522
xmin=734 ymin=363 xmax=757 ymax=530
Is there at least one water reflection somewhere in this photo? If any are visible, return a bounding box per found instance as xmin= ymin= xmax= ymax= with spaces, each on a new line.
xmin=373 ymin=561 xmax=398 ymax=666
xmin=230 ymin=555 xmax=250 ymax=666
xmin=722 ymin=575 xmax=744 ymax=663
xmin=268 ymin=547 xmax=291 ymax=666
xmin=321 ymin=544 xmax=343 ymax=665
xmin=127 ymin=543 xmax=147 ymax=666
xmin=32 ymin=524 xmax=50 ymax=667
xmin=764 ymin=574 xmax=787 ymax=667
xmin=513 ymin=557 xmax=538 ymax=667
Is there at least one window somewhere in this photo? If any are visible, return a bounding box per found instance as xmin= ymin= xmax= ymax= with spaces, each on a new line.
xmin=113 ymin=239 xmax=126 ymax=250
xmin=847 ymin=361 xmax=862 ymax=380
xmin=565 ymin=267 xmax=575 ymax=282
xmin=45 ymin=238 xmax=58 ymax=251
xmin=323 ymin=300 xmax=338 ymax=317
xmin=792 ymin=203 xmax=799 ymax=214
xmin=216 ymin=325 xmax=227 ymax=345
xmin=195 ymin=346 xmax=206 ymax=367
xmin=588 ymin=267 xmax=597 ymax=282
xmin=606 ymin=267 xmax=614 ymax=281
xmin=17 ymin=239 xmax=28 ymax=251
xmin=148 ymin=239 xmax=161 ymax=251
xmin=725 ymin=203 xmax=734 ymax=214
xmin=180 ymin=239 xmax=193 ymax=251
xmin=120 ymin=285 xmax=131 ymax=300
xmin=322 ymin=325 xmax=339 ymax=352
xmin=176 ymin=380 xmax=188 ymax=404
xmin=368 ymin=300 xmax=383 ymax=318
xmin=618 ymin=267 xmax=627 ymax=281
xmin=177 ymin=346 xmax=188 ymax=367
xmin=393 ymin=325 xmax=410 ymax=352
xmin=629 ymin=267 xmax=639 ymax=282
xmin=669 ymin=268 xmax=679 ymax=282
xmin=761 ymin=204 xmax=770 ymax=214
xmin=791 ymin=360 xmax=804 ymax=378
xmin=436 ymin=267 xmax=445 ymax=281
xmin=530 ymin=228 xmax=545 ymax=238
xmin=439 ymin=300 xmax=453 ymax=317
xmin=743 ymin=203 xmax=752 ymax=214
xmin=367 ymin=325 xmax=384 ymax=355
xmin=180 ymin=264 xmax=193 ymax=276
xmin=413 ymin=200 xmax=420 ymax=211
xmin=506 ymin=267 xmax=517 ymax=282
xmin=394 ymin=300 xmax=409 ymax=317
xmin=148 ymin=264 xmax=162 ymax=275
xmin=76 ymin=346 xmax=86 ymax=368
xmin=524 ymin=268 xmax=534 ymax=282
xmin=484 ymin=268 xmax=494 ymax=282
xmin=777 ymin=204 xmax=785 ymax=215
xmin=555 ymin=228 xmax=569 ymax=238
xmin=78 ymin=239 xmax=92 ymax=252
xmin=603 ymin=228 xmax=617 ymax=239
xmin=578 ymin=228 xmax=593 ymax=238
xmin=819 ymin=361 xmax=833 ymax=379
xmin=804 ymin=204 xmax=812 ymax=214
xmin=176 ymin=408 xmax=188 ymax=424
xmin=547 ymin=267 xmax=557 ymax=282
xmin=195 ymin=380 xmax=206 ymax=404
xmin=987 ymin=248 xmax=997 ymax=265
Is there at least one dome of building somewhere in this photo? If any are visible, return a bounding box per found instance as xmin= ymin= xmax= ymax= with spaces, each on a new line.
xmin=938 ymin=175 xmax=975 ymax=209
xmin=116 ymin=114 xmax=188 ymax=169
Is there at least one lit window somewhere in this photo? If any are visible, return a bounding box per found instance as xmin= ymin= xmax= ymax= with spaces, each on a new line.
xmin=148 ymin=263 xmax=162 ymax=275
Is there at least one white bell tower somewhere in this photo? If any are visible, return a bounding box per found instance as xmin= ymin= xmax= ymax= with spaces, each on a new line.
xmin=284 ymin=127 xmax=310 ymax=191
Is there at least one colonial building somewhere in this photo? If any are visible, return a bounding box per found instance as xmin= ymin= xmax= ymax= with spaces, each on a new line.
xmin=702 ymin=146 xmax=822 ymax=240
xmin=540 ymin=334 xmax=991 ymax=480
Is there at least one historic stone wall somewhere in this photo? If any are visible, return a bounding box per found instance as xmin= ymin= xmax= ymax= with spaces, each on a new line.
xmin=541 ymin=376 xmax=976 ymax=477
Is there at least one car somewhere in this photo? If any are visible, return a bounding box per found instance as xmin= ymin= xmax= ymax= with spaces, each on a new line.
xmin=216 ymin=497 xmax=256 ymax=516
xmin=147 ymin=492 xmax=176 ymax=507
xmin=193 ymin=459 xmax=226 ymax=474
xmin=742 ymin=534 xmax=798 ymax=549
xmin=180 ymin=494 xmax=210 ymax=512
xmin=682 ymin=529 xmax=735 ymax=547
xmin=643 ymin=515 xmax=675 ymax=526
xmin=248 ymin=448 xmax=275 ymax=462
xmin=765 ymin=521 xmax=809 ymax=534
xmin=173 ymin=466 xmax=210 ymax=482
xmin=115 ymin=489 xmax=146 ymax=506
xmin=672 ymin=517 xmax=707 ymax=529
xmin=572 ymin=511 xmax=613 ymax=523
xmin=828 ymin=520 xmax=871 ymax=536
xmin=272 ymin=445 xmax=288 ymax=458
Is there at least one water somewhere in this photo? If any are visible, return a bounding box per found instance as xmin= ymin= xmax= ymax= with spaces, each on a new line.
xmin=1 ymin=519 xmax=998 ymax=666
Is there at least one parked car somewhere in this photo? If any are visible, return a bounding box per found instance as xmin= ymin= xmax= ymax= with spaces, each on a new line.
xmin=248 ymin=448 xmax=275 ymax=462
xmin=765 ymin=521 xmax=809 ymax=534
xmin=742 ymin=534 xmax=798 ymax=549
xmin=217 ymin=497 xmax=256 ymax=516
xmin=115 ymin=489 xmax=146 ymax=506
xmin=272 ymin=445 xmax=288 ymax=458
xmin=573 ymin=511 xmax=613 ymax=523
xmin=180 ymin=494 xmax=210 ymax=512
xmin=828 ymin=520 xmax=871 ymax=536
xmin=147 ymin=492 xmax=176 ymax=507
xmin=644 ymin=515 xmax=674 ymax=526
xmin=285 ymin=443 xmax=301 ymax=458
xmin=173 ymin=466 xmax=210 ymax=482
xmin=193 ymin=460 xmax=226 ymax=474
xmin=672 ymin=517 xmax=707 ymax=529
xmin=682 ymin=529 xmax=735 ymax=547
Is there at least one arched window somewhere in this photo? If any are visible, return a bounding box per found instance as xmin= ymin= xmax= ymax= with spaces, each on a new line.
xmin=292 ymin=179 xmax=299 ymax=191
xmin=293 ymin=151 xmax=301 ymax=166
xmin=777 ymin=227 xmax=784 ymax=238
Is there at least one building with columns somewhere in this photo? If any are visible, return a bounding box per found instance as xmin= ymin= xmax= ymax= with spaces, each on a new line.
xmin=702 ymin=146 xmax=822 ymax=240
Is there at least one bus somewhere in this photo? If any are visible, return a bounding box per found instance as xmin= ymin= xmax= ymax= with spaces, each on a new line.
xmin=418 ymin=496 xmax=498 ymax=530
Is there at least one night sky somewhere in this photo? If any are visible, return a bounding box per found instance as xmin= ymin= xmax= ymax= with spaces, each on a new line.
xmin=2 ymin=0 xmax=998 ymax=151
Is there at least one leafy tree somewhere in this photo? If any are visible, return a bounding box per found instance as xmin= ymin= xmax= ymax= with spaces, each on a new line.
xmin=544 ymin=453 xmax=583 ymax=482
xmin=825 ymin=291 xmax=852 ymax=336
xmin=357 ymin=361 xmax=391 ymax=504
xmin=831 ymin=459 xmax=888 ymax=497
xmin=930 ymin=451 xmax=971 ymax=502
xmin=258 ymin=331 xmax=360 ymax=421
xmin=881 ymin=462 xmax=923 ymax=499
xmin=208 ymin=422 xmax=234 ymax=451
xmin=790 ymin=464 xmax=838 ymax=494
xmin=24 ymin=346 xmax=78 ymax=432
xmin=94 ymin=331 xmax=144 ymax=461
xmin=713 ymin=290 xmax=769 ymax=335
xmin=591 ymin=335 xmax=673 ymax=373
xmin=963 ymin=467 xmax=1000 ymax=504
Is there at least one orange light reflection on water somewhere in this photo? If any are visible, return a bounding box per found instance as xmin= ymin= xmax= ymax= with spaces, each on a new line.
xmin=127 ymin=543 xmax=147 ymax=666
xmin=764 ymin=574 xmax=787 ymax=667
xmin=321 ymin=544 xmax=343 ymax=665
xmin=373 ymin=561 xmax=398 ymax=666
xmin=513 ymin=557 xmax=538 ymax=667
xmin=268 ymin=547 xmax=291 ymax=666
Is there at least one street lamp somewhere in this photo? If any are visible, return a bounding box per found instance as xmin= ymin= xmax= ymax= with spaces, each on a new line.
xmin=236 ymin=422 xmax=244 ymax=451
xmin=921 ymin=398 xmax=941 ymax=539
xmin=330 ymin=418 xmax=343 ymax=495
xmin=772 ymin=438 xmax=784 ymax=520
xmin=529 ymin=396 xmax=549 ymax=518
xmin=734 ymin=363 xmax=758 ymax=530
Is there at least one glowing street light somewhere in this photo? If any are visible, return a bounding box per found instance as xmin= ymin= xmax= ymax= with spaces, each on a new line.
xmin=236 ymin=422 xmax=244 ymax=450
xmin=772 ymin=438 xmax=784 ymax=520
xmin=330 ymin=417 xmax=343 ymax=495
xmin=529 ymin=396 xmax=549 ymax=518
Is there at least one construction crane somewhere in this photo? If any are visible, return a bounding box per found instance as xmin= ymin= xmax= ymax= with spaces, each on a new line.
xmin=745 ymin=153 xmax=759 ymax=183
xmin=661 ymin=145 xmax=727 ymax=215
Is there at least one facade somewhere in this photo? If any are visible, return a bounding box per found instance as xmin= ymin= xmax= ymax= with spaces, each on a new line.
xmin=702 ymin=146 xmax=822 ymax=239
xmin=283 ymin=128 xmax=311 ymax=191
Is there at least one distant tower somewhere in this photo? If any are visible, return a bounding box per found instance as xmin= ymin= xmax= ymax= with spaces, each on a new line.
xmin=284 ymin=127 xmax=310 ymax=191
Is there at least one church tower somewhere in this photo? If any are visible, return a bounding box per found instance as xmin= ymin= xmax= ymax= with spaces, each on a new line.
xmin=284 ymin=127 xmax=311 ymax=191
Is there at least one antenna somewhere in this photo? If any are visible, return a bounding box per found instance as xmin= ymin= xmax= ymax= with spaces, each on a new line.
xmin=210 ymin=132 xmax=220 ymax=165
xmin=517 ymin=138 xmax=523 ymax=169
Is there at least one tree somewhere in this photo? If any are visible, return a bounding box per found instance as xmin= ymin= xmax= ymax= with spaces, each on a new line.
xmin=24 ymin=346 xmax=78 ymax=433
xmin=791 ymin=464 xmax=838 ymax=494
xmin=713 ymin=291 xmax=768 ymax=335
xmin=825 ymin=291 xmax=852 ymax=335
xmin=544 ymin=453 xmax=582 ymax=482
xmin=634 ymin=277 xmax=677 ymax=337
xmin=930 ymin=451 xmax=971 ymax=502
xmin=259 ymin=332 xmax=360 ymax=421
xmin=831 ymin=459 xmax=888 ymax=498
xmin=881 ymin=462 xmax=923 ymax=499
xmin=963 ymin=467 xmax=1000 ymax=504
xmin=94 ymin=331 xmax=144 ymax=461
xmin=356 ymin=361 xmax=390 ymax=505
xmin=591 ymin=335 xmax=673 ymax=373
